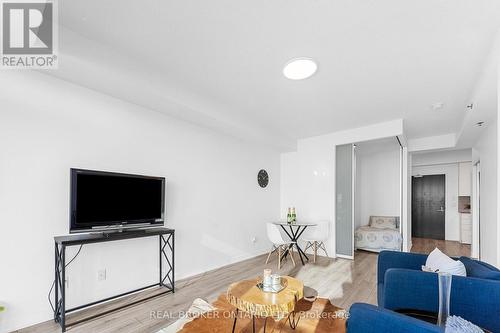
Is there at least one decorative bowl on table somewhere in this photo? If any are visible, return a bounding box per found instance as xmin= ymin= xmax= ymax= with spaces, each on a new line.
xmin=257 ymin=274 xmax=288 ymax=293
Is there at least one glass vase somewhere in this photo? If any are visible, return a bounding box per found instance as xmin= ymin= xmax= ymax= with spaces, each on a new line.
xmin=437 ymin=272 xmax=452 ymax=327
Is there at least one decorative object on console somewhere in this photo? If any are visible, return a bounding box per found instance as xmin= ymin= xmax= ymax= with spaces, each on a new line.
xmin=257 ymin=169 xmax=269 ymax=188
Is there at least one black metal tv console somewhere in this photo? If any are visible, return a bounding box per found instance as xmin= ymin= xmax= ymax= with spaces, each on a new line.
xmin=53 ymin=227 xmax=174 ymax=332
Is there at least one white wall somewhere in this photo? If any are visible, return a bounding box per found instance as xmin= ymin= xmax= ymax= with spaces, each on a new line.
xmin=411 ymin=164 xmax=460 ymax=241
xmin=0 ymin=72 xmax=280 ymax=332
xmin=355 ymin=140 xmax=400 ymax=230
xmin=473 ymin=120 xmax=498 ymax=266
xmin=280 ymin=120 xmax=404 ymax=257
xmin=404 ymin=149 xmax=412 ymax=251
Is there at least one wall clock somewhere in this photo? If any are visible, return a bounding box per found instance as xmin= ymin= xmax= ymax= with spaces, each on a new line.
xmin=258 ymin=169 xmax=269 ymax=188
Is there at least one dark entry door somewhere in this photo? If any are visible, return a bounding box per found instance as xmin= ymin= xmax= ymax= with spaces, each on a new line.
xmin=412 ymin=175 xmax=445 ymax=240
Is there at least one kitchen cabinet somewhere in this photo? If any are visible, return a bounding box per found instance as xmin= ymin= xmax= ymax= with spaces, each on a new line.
xmin=458 ymin=162 xmax=472 ymax=196
xmin=460 ymin=213 xmax=472 ymax=244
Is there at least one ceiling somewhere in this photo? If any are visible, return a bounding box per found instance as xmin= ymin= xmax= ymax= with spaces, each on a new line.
xmin=52 ymin=0 xmax=500 ymax=150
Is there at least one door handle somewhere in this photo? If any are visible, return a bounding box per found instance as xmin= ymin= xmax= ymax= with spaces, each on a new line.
xmin=436 ymin=207 xmax=445 ymax=212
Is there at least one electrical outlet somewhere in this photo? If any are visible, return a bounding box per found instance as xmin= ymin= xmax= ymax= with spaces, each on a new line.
xmin=97 ymin=269 xmax=106 ymax=281
xmin=251 ymin=236 xmax=257 ymax=243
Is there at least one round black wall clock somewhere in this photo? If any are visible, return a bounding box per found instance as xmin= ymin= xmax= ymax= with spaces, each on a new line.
xmin=258 ymin=169 xmax=269 ymax=188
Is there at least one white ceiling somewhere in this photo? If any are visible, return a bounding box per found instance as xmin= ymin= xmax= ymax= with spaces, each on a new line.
xmin=53 ymin=0 xmax=500 ymax=150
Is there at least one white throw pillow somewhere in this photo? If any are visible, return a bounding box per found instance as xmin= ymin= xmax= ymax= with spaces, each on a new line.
xmin=424 ymin=248 xmax=466 ymax=276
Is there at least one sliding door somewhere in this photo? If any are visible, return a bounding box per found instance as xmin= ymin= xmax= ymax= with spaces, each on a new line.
xmin=336 ymin=144 xmax=355 ymax=258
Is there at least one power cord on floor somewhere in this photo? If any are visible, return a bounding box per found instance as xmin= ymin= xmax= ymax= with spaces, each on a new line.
xmin=48 ymin=245 xmax=83 ymax=313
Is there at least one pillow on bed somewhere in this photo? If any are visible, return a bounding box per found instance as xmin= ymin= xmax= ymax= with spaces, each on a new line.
xmin=369 ymin=216 xmax=397 ymax=229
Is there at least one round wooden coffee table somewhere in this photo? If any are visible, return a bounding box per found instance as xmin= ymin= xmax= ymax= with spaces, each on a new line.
xmin=226 ymin=276 xmax=304 ymax=332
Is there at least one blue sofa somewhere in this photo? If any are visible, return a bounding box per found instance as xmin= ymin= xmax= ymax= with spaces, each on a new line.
xmin=348 ymin=303 xmax=442 ymax=333
xmin=347 ymin=251 xmax=500 ymax=333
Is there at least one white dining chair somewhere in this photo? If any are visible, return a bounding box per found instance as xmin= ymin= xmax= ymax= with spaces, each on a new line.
xmin=265 ymin=223 xmax=296 ymax=269
xmin=302 ymin=221 xmax=329 ymax=263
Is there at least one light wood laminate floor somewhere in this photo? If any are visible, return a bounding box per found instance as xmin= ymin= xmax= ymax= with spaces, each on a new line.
xmin=15 ymin=251 xmax=378 ymax=333
xmin=411 ymin=237 xmax=471 ymax=257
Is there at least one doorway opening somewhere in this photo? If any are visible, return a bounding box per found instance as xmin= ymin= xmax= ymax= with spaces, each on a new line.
xmin=335 ymin=137 xmax=403 ymax=259
xmin=410 ymin=169 xmax=472 ymax=258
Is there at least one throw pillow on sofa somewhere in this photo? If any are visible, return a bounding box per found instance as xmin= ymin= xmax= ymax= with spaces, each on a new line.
xmin=459 ymin=256 xmax=500 ymax=280
xmin=423 ymin=248 xmax=466 ymax=276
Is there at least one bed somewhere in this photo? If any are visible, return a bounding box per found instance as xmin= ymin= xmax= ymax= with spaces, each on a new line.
xmin=355 ymin=216 xmax=402 ymax=252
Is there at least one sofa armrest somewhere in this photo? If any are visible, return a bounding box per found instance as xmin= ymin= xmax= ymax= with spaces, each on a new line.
xmin=383 ymin=269 xmax=500 ymax=333
xmin=347 ymin=303 xmax=442 ymax=333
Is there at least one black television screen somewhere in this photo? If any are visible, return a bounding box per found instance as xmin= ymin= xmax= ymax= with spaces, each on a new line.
xmin=70 ymin=169 xmax=165 ymax=233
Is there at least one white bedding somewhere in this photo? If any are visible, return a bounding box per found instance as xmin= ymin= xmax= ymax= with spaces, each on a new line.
xmin=355 ymin=226 xmax=402 ymax=252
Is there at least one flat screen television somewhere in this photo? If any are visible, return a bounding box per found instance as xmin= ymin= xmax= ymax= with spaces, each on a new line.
xmin=70 ymin=168 xmax=165 ymax=233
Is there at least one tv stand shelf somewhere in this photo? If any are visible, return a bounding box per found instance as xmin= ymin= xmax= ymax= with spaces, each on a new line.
xmin=53 ymin=227 xmax=174 ymax=332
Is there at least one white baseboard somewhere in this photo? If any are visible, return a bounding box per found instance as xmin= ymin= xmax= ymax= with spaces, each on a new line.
xmin=336 ymin=254 xmax=354 ymax=260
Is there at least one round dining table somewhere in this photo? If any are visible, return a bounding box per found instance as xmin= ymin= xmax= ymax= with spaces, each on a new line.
xmin=272 ymin=222 xmax=317 ymax=265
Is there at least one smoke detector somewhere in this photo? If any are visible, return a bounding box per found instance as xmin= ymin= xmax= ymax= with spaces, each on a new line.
xmin=431 ymin=102 xmax=445 ymax=111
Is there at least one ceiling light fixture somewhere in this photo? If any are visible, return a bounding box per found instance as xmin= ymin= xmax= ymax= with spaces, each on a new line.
xmin=431 ymin=102 xmax=445 ymax=111
xmin=283 ymin=58 xmax=317 ymax=80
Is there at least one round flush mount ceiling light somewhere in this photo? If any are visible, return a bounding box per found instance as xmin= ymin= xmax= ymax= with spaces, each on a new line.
xmin=283 ymin=58 xmax=317 ymax=80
